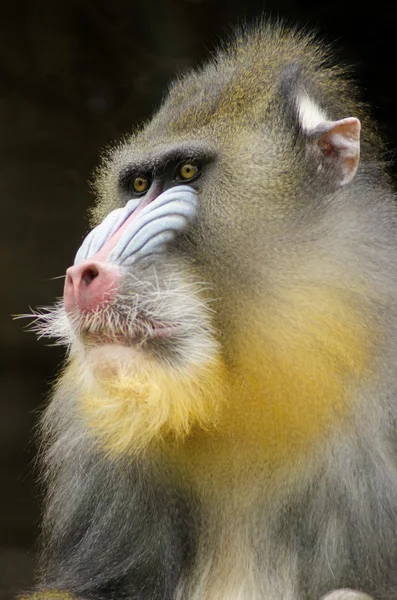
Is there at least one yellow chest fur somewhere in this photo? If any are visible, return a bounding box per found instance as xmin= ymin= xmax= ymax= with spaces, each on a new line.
xmin=71 ymin=283 xmax=371 ymax=465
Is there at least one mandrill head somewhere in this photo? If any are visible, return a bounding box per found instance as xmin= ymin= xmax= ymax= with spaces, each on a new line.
xmin=35 ymin=25 xmax=381 ymax=459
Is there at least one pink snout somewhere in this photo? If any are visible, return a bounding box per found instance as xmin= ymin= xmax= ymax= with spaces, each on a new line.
xmin=63 ymin=260 xmax=121 ymax=313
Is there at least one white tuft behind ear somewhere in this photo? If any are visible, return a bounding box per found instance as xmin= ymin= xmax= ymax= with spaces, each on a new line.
xmin=298 ymin=92 xmax=328 ymax=131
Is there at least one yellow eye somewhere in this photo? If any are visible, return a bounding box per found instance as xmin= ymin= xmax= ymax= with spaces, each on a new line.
xmin=179 ymin=163 xmax=199 ymax=180
xmin=133 ymin=176 xmax=149 ymax=194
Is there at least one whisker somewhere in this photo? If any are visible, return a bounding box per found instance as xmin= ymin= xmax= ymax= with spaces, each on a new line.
xmin=47 ymin=275 xmax=67 ymax=281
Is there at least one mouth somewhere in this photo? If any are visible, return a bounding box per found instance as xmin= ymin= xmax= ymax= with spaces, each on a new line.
xmin=75 ymin=312 xmax=183 ymax=376
xmin=78 ymin=314 xmax=178 ymax=348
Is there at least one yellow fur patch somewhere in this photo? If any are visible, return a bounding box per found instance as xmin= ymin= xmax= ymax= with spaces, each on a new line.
xmin=71 ymin=349 xmax=230 ymax=455
xmin=224 ymin=284 xmax=371 ymax=458
xmin=65 ymin=283 xmax=372 ymax=464
xmin=172 ymin=283 xmax=373 ymax=498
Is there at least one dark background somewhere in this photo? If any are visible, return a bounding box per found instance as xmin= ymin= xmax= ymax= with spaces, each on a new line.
xmin=1 ymin=0 xmax=397 ymax=597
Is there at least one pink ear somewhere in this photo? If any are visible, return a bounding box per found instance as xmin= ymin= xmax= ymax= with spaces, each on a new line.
xmin=311 ymin=117 xmax=361 ymax=188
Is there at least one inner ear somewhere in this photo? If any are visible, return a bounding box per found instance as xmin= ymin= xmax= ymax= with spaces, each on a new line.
xmin=309 ymin=117 xmax=361 ymax=188
xmin=298 ymin=94 xmax=361 ymax=189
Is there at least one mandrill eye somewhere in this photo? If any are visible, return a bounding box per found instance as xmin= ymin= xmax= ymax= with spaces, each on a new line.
xmin=178 ymin=163 xmax=199 ymax=181
xmin=132 ymin=176 xmax=150 ymax=195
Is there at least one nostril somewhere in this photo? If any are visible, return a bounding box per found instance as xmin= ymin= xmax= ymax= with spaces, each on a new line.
xmin=81 ymin=266 xmax=99 ymax=286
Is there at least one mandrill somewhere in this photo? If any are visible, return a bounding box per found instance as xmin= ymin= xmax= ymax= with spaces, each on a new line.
xmin=26 ymin=22 xmax=397 ymax=600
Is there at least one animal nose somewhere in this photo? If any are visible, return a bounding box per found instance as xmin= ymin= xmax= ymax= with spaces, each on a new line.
xmin=63 ymin=260 xmax=121 ymax=313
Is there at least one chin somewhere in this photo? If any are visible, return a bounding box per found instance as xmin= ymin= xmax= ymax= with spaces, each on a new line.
xmin=83 ymin=342 xmax=147 ymax=379
xmin=67 ymin=337 xmax=227 ymax=455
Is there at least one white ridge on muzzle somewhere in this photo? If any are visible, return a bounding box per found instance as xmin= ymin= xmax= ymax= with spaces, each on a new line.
xmin=74 ymin=185 xmax=198 ymax=267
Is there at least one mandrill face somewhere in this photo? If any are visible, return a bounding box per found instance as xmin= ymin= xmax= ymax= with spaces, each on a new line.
xmin=63 ymin=184 xmax=210 ymax=366
xmin=56 ymin=172 xmax=229 ymax=454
